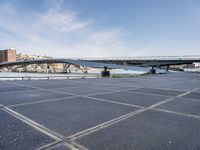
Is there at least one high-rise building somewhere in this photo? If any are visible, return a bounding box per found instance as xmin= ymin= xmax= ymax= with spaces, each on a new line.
xmin=0 ymin=48 xmax=16 ymax=63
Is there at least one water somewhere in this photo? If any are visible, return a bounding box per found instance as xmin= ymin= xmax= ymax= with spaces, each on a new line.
xmin=110 ymin=69 xmax=145 ymax=74
xmin=184 ymin=68 xmax=200 ymax=72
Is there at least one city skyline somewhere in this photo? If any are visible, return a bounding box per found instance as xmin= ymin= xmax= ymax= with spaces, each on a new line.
xmin=0 ymin=0 xmax=200 ymax=58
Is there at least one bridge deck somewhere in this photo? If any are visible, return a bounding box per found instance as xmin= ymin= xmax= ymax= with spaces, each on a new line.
xmin=0 ymin=72 xmax=200 ymax=150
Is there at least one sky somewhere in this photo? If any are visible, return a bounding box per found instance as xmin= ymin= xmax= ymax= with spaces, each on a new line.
xmin=0 ymin=0 xmax=200 ymax=58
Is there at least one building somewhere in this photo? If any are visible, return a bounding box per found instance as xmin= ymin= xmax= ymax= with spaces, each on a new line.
xmin=194 ymin=63 xmax=200 ymax=68
xmin=16 ymin=53 xmax=52 ymax=61
xmin=0 ymin=48 xmax=16 ymax=63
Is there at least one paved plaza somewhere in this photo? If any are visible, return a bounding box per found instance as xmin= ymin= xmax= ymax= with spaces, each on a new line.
xmin=0 ymin=72 xmax=200 ymax=150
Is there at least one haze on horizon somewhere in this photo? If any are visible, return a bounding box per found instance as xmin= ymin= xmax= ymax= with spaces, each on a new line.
xmin=0 ymin=0 xmax=200 ymax=58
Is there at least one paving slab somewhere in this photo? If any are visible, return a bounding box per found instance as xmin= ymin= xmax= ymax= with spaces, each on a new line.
xmin=161 ymin=82 xmax=200 ymax=91
xmin=0 ymin=85 xmax=37 ymax=93
xmin=183 ymin=92 xmax=200 ymax=100
xmin=90 ymin=91 xmax=169 ymax=107
xmin=8 ymin=80 xmax=77 ymax=88
xmin=53 ymin=83 xmax=102 ymax=90
xmin=0 ymin=83 xmax=17 ymax=88
xmin=7 ymin=80 xmax=53 ymax=85
xmin=0 ymin=109 xmax=54 ymax=150
xmin=132 ymin=88 xmax=185 ymax=96
xmin=0 ymin=90 xmax=73 ymax=106
xmin=195 ymin=88 xmax=200 ymax=93
xmin=55 ymin=87 xmax=114 ymax=96
xmin=28 ymin=83 xmax=73 ymax=89
xmin=75 ymin=110 xmax=200 ymax=150
xmin=48 ymin=144 xmax=70 ymax=150
xmin=156 ymin=98 xmax=200 ymax=116
xmin=11 ymin=97 xmax=139 ymax=137
xmin=94 ymin=84 xmax=139 ymax=90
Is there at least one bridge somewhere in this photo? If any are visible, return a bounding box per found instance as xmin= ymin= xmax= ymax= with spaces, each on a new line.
xmin=0 ymin=55 xmax=200 ymax=75
xmin=78 ymin=55 xmax=200 ymax=67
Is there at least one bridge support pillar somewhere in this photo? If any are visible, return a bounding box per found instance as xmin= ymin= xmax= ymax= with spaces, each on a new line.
xmin=63 ymin=63 xmax=71 ymax=73
xmin=150 ymin=67 xmax=156 ymax=74
xmin=166 ymin=65 xmax=169 ymax=71
xmin=47 ymin=64 xmax=50 ymax=74
xmin=23 ymin=64 xmax=28 ymax=72
xmin=101 ymin=66 xmax=110 ymax=77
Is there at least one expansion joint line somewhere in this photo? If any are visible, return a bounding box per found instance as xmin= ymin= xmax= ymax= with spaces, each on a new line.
xmin=1 ymin=107 xmax=79 ymax=150
xmin=68 ymin=88 xmax=197 ymax=146
xmin=2 ymin=80 xmax=199 ymax=150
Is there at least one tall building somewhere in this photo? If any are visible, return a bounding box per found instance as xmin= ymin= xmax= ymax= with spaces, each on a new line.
xmin=0 ymin=48 xmax=16 ymax=63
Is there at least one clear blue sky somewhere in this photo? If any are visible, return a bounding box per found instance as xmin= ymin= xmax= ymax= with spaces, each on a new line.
xmin=0 ymin=0 xmax=199 ymax=57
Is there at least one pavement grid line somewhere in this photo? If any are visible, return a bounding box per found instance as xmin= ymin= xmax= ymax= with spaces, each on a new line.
xmin=1 ymin=80 xmax=200 ymax=150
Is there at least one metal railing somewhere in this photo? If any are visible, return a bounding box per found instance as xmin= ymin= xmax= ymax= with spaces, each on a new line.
xmin=70 ymin=55 xmax=200 ymax=61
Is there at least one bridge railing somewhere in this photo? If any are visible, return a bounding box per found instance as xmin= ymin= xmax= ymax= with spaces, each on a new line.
xmin=70 ymin=55 xmax=200 ymax=61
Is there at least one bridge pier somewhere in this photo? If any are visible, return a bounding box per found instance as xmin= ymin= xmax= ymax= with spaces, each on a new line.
xmin=47 ymin=64 xmax=50 ymax=74
xmin=63 ymin=63 xmax=71 ymax=73
xmin=23 ymin=64 xmax=28 ymax=72
xmin=149 ymin=67 xmax=156 ymax=74
xmin=166 ymin=65 xmax=169 ymax=71
xmin=101 ymin=66 xmax=110 ymax=77
xmin=34 ymin=64 xmax=42 ymax=72
xmin=82 ymin=66 xmax=88 ymax=73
